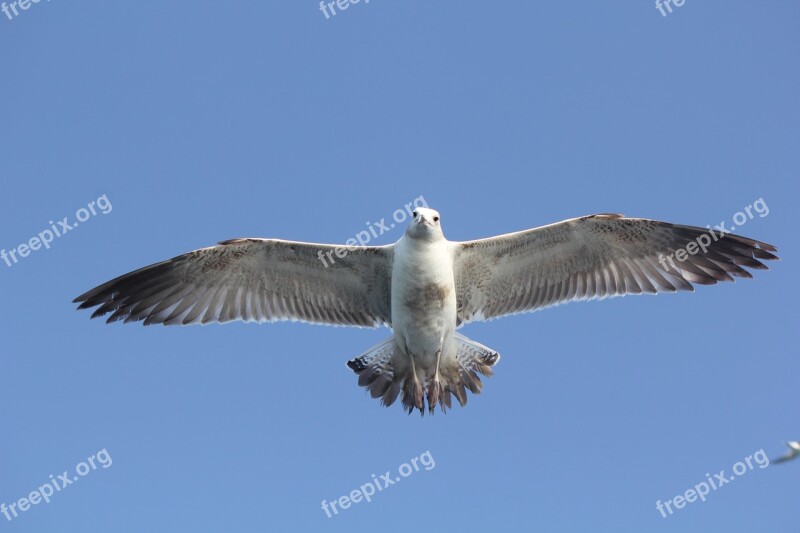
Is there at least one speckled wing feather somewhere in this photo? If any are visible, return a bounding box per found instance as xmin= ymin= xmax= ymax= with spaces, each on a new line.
xmin=452 ymin=214 xmax=778 ymax=325
xmin=74 ymin=238 xmax=393 ymax=327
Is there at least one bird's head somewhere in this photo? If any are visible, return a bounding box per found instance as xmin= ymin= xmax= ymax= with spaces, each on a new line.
xmin=405 ymin=207 xmax=444 ymax=241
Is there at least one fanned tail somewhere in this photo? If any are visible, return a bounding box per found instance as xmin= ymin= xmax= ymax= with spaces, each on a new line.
xmin=347 ymin=334 xmax=500 ymax=415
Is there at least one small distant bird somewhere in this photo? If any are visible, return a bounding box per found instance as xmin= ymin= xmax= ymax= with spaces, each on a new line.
xmin=773 ymin=441 xmax=800 ymax=464
xmin=74 ymin=208 xmax=778 ymax=415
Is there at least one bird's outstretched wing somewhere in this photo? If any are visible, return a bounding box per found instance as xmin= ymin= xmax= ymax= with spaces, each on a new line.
xmin=451 ymin=214 xmax=778 ymax=325
xmin=773 ymin=443 xmax=800 ymax=464
xmin=75 ymin=238 xmax=393 ymax=327
xmin=772 ymin=454 xmax=796 ymax=464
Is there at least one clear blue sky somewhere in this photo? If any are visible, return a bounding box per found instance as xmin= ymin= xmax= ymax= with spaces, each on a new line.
xmin=1 ymin=2 xmax=797 ymax=532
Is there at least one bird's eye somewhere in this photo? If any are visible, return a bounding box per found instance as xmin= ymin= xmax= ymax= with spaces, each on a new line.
xmin=433 ymin=216 xmax=439 ymax=222
xmin=413 ymin=211 xmax=417 ymax=217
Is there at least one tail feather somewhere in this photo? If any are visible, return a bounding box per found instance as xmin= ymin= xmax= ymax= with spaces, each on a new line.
xmin=382 ymin=381 xmax=401 ymax=407
xmin=451 ymin=382 xmax=468 ymax=407
xmin=347 ymin=333 xmax=500 ymax=415
xmin=400 ymin=378 xmax=425 ymax=415
xmin=349 ymin=337 xmax=396 ymax=400
xmin=369 ymin=376 xmax=392 ymax=399
xmin=441 ymin=387 xmax=453 ymax=410
xmin=454 ymin=332 xmax=500 ymax=376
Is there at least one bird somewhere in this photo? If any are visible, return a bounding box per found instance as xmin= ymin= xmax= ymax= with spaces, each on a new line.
xmin=74 ymin=207 xmax=778 ymax=415
xmin=773 ymin=441 xmax=800 ymax=464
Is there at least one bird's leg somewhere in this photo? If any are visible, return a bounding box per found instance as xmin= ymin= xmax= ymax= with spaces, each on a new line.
xmin=425 ymin=349 xmax=444 ymax=414
xmin=406 ymin=350 xmax=424 ymax=414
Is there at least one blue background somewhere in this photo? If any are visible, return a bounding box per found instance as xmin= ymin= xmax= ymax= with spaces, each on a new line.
xmin=1 ymin=1 xmax=797 ymax=531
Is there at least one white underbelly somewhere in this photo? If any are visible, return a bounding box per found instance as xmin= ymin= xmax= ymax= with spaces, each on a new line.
xmin=390 ymin=238 xmax=457 ymax=366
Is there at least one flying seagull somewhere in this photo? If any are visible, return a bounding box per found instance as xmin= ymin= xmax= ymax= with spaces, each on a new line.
xmin=773 ymin=441 xmax=800 ymax=464
xmin=74 ymin=208 xmax=778 ymax=415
